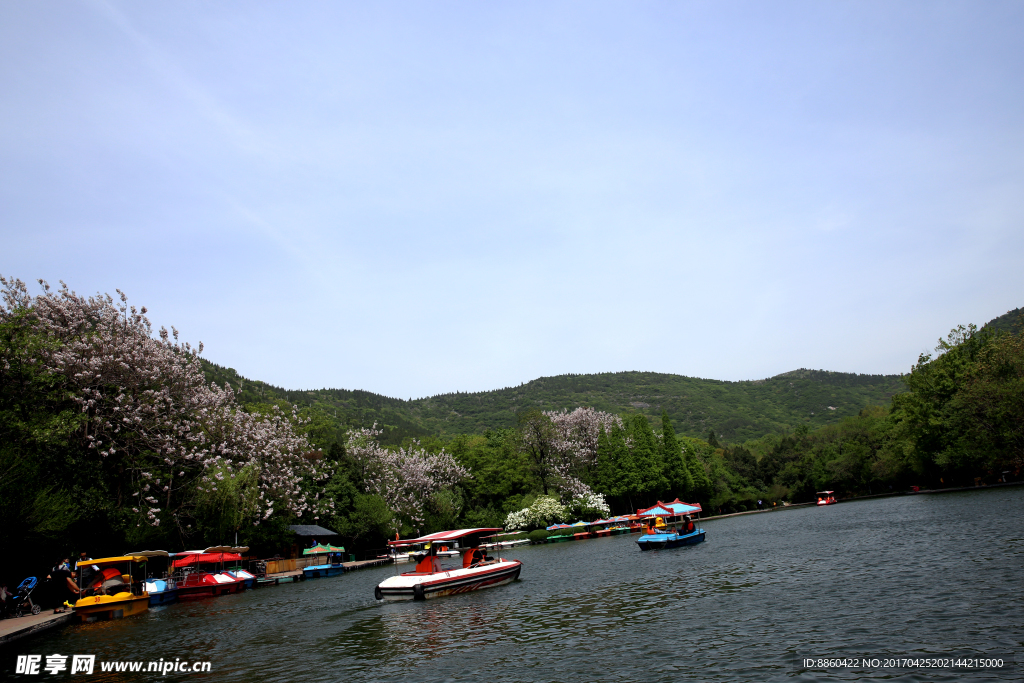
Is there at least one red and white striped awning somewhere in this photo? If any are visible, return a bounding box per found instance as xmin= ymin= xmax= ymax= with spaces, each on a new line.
xmin=388 ymin=528 xmax=502 ymax=546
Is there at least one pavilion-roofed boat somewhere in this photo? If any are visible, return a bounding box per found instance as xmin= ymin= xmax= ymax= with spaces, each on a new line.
xmin=374 ymin=529 xmax=522 ymax=601
xmin=302 ymin=543 xmax=346 ymax=578
xmin=635 ymin=526 xmax=706 ymax=550
xmin=635 ymin=500 xmax=706 ymax=551
xmin=601 ymin=516 xmax=633 ymax=535
xmin=73 ymin=555 xmax=151 ymax=623
xmin=544 ymin=523 xmax=576 ymax=542
xmin=569 ymin=520 xmax=594 ymax=540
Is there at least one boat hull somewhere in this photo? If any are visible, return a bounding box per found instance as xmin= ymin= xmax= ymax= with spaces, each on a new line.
xmin=375 ymin=559 xmax=522 ymax=601
xmin=145 ymin=579 xmax=179 ymax=606
xmin=303 ymin=564 xmax=345 ymax=579
xmin=148 ymin=589 xmax=178 ymax=606
xmin=75 ymin=594 xmax=150 ymax=623
xmin=636 ymin=529 xmax=706 ymax=551
xmin=176 ymin=573 xmax=245 ymax=600
xmin=546 ymin=534 xmax=574 ymax=543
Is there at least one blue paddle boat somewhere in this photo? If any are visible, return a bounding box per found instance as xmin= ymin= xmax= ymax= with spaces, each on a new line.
xmin=144 ymin=578 xmax=179 ymax=605
xmin=302 ymin=543 xmax=346 ymax=579
xmin=128 ymin=550 xmax=179 ymax=605
xmin=636 ymin=515 xmax=706 ymax=551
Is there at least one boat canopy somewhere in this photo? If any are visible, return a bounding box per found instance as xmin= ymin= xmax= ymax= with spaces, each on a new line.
xmin=545 ymin=523 xmax=572 ymax=530
xmin=88 ymin=555 xmax=149 ymax=566
xmin=605 ymin=515 xmax=633 ymax=523
xmin=816 ymin=491 xmax=834 ymax=495
xmin=636 ymin=503 xmax=673 ymax=517
xmin=202 ymin=546 xmax=249 ymax=554
xmin=303 ymin=543 xmax=345 ymax=555
xmin=171 ymin=552 xmax=243 ymax=568
xmin=124 ymin=550 xmax=170 ymax=558
xmin=388 ymin=528 xmax=502 ymax=546
xmin=637 ymin=499 xmax=702 ymax=517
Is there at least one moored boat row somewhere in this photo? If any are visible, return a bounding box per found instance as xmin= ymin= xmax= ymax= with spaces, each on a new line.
xmin=71 ymin=545 xmax=266 ymax=623
xmin=68 ymin=500 xmax=711 ymax=623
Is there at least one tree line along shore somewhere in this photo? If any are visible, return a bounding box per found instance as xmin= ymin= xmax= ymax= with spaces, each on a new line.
xmin=1 ymin=275 xmax=1020 ymax=585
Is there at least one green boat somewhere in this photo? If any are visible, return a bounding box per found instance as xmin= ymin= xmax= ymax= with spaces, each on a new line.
xmin=546 ymin=533 xmax=575 ymax=543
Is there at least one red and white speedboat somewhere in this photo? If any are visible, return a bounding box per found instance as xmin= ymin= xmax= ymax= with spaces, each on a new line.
xmin=374 ymin=529 xmax=522 ymax=601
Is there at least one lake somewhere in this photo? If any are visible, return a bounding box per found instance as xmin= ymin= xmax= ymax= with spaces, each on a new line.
xmin=9 ymin=486 xmax=1022 ymax=682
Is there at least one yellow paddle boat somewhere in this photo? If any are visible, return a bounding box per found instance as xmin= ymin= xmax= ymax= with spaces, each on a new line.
xmin=73 ymin=555 xmax=150 ymax=623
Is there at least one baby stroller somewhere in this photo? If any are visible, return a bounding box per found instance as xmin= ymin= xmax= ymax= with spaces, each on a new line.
xmin=11 ymin=577 xmax=42 ymax=617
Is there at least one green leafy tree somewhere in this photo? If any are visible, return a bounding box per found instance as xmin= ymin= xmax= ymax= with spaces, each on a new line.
xmin=889 ymin=323 xmax=1022 ymax=485
xmin=517 ymin=410 xmax=558 ymax=494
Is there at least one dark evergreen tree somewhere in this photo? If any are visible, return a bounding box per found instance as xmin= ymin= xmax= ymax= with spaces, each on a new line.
xmin=660 ymin=411 xmax=693 ymax=500
xmin=630 ymin=414 xmax=665 ymax=506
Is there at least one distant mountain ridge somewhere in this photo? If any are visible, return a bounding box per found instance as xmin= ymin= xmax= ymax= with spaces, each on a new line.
xmin=201 ymin=362 xmax=903 ymax=444
xmin=199 ymin=306 xmax=1020 ymax=444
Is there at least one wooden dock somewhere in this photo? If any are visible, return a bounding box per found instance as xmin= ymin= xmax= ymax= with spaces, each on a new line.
xmin=261 ymin=558 xmax=392 ymax=584
xmin=341 ymin=557 xmax=393 ymax=571
xmin=0 ymin=612 xmax=73 ymax=648
xmin=262 ymin=569 xmax=305 ymax=584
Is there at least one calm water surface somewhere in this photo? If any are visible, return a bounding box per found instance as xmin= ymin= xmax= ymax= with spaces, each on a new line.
xmin=9 ymin=487 xmax=1023 ymax=682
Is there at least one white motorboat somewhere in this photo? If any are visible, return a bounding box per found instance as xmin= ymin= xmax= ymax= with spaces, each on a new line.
xmin=375 ymin=528 xmax=522 ymax=601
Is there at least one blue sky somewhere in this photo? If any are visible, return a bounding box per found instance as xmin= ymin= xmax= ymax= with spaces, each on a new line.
xmin=2 ymin=1 xmax=1022 ymax=398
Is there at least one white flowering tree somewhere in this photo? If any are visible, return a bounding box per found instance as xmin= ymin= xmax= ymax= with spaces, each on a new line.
xmin=565 ymin=491 xmax=611 ymax=520
xmin=0 ymin=276 xmax=330 ymax=533
xmin=503 ymin=495 xmax=567 ymax=531
xmin=345 ymin=425 xmax=470 ymax=534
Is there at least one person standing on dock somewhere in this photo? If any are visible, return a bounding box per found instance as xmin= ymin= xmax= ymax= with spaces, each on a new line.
xmin=0 ymin=582 xmax=11 ymax=619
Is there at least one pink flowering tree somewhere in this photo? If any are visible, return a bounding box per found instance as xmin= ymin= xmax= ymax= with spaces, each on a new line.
xmin=545 ymin=407 xmax=623 ymax=500
xmin=345 ymin=425 xmax=470 ymax=534
xmin=0 ymin=276 xmax=330 ymax=535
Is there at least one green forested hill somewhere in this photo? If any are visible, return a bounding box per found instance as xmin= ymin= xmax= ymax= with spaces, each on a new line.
xmin=409 ymin=369 xmax=904 ymax=441
xmin=982 ymin=307 xmax=1023 ymax=335
xmin=200 ymin=361 xmax=903 ymax=444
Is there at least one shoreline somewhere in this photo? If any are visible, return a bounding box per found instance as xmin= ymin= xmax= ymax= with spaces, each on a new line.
xmin=698 ymin=479 xmax=1024 ymax=522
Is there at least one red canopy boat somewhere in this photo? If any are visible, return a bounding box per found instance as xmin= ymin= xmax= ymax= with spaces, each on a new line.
xmin=374 ymin=529 xmax=522 ymax=601
xmin=816 ymin=491 xmax=838 ymax=506
xmin=172 ymin=547 xmax=248 ymax=599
